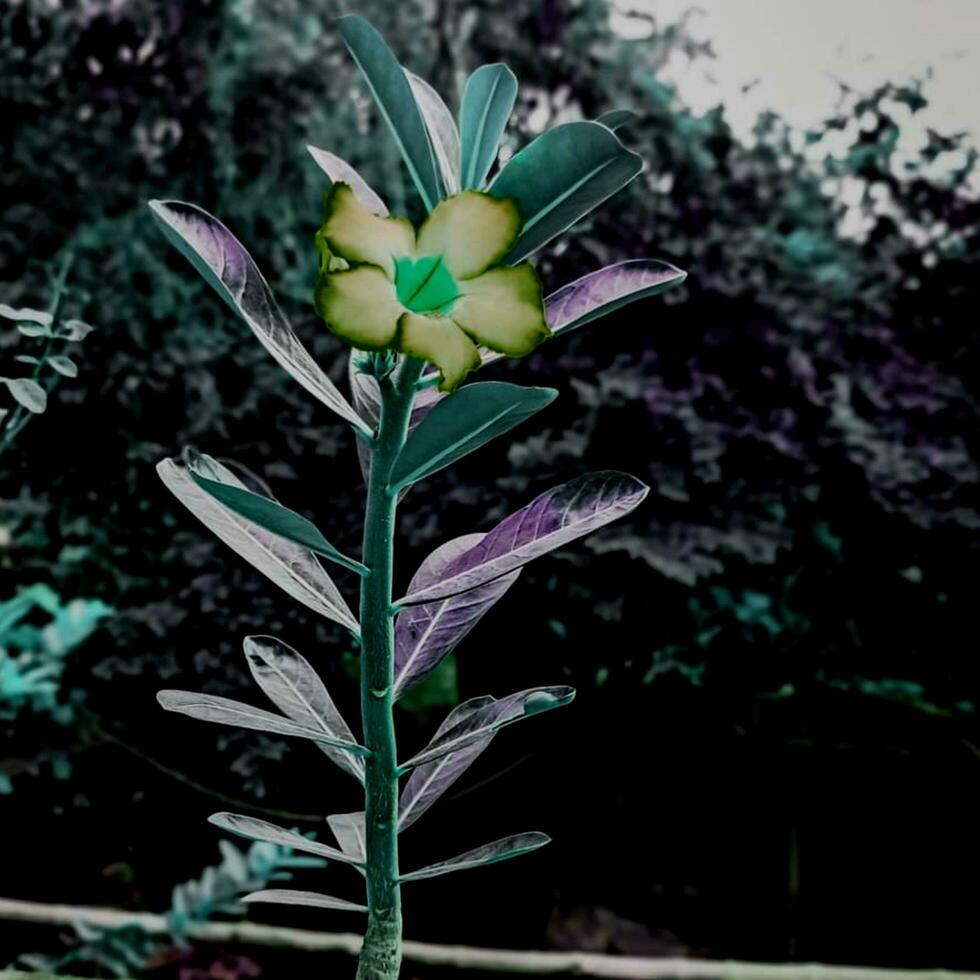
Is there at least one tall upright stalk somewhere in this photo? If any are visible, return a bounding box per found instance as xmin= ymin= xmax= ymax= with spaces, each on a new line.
xmin=356 ymin=355 xmax=424 ymax=980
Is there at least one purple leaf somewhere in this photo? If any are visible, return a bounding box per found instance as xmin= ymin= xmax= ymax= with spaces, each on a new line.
xmin=148 ymin=200 xmax=368 ymax=435
xmin=402 ymin=686 xmax=575 ymax=770
xmin=208 ymin=812 xmax=363 ymax=867
xmin=400 ymin=831 xmax=550 ymax=882
xmin=306 ymin=145 xmax=389 ymax=215
xmin=399 ymin=695 xmax=497 ymax=831
xmin=484 ymin=259 xmax=686 ymax=367
xmin=395 ymin=471 xmax=649 ymax=606
xmin=394 ymin=534 xmax=520 ymax=699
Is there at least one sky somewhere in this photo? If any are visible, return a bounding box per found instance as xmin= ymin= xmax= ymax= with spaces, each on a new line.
xmin=612 ymin=0 xmax=980 ymax=144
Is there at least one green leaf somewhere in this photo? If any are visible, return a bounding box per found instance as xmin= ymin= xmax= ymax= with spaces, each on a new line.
xmin=596 ymin=108 xmax=636 ymax=131
xmin=338 ymin=15 xmax=442 ymax=212
xmin=48 ymin=355 xmax=78 ymax=378
xmin=190 ymin=472 xmax=367 ymax=576
xmin=0 ymin=303 xmax=52 ymax=326
xmin=390 ymin=382 xmax=557 ymax=491
xmin=3 ymin=377 xmax=46 ymax=413
xmin=489 ymin=121 xmax=643 ymax=263
xmin=459 ymin=64 xmax=518 ymax=190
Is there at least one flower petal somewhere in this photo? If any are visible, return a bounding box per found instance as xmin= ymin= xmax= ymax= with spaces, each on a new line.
xmin=452 ymin=264 xmax=550 ymax=356
xmin=416 ymin=191 xmax=521 ymax=280
xmin=314 ymin=266 xmax=402 ymax=350
xmin=395 ymin=313 xmax=481 ymax=392
xmin=320 ymin=182 xmax=415 ymax=278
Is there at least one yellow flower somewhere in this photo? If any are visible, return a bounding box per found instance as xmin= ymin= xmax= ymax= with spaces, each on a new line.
xmin=313 ymin=184 xmax=550 ymax=391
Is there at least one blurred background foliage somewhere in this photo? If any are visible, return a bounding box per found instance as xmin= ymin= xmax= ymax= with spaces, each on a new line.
xmin=1 ymin=0 xmax=978 ymax=974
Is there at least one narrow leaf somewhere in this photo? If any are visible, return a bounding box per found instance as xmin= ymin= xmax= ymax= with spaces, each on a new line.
xmin=3 ymin=378 xmax=47 ymax=413
xmin=328 ymin=812 xmax=366 ymax=863
xmin=596 ymin=108 xmax=636 ymax=131
xmin=157 ymin=452 xmax=359 ymax=633
xmin=401 ymin=831 xmax=550 ymax=883
xmin=482 ymin=259 xmax=687 ymax=368
xmin=348 ymin=354 xmax=379 ymax=481
xmin=243 ymin=889 xmax=367 ymax=913
xmin=148 ymin=200 xmax=367 ymax=435
xmin=407 ymin=70 xmax=461 ymax=196
xmin=402 ymin=686 xmax=575 ymax=769
xmin=157 ymin=690 xmax=368 ymax=756
xmin=48 ymin=355 xmax=79 ymax=378
xmin=390 ymin=382 xmax=556 ymax=491
xmin=245 ymin=636 xmax=364 ymax=784
xmin=459 ymin=64 xmax=518 ymax=190
xmin=208 ymin=812 xmax=363 ymax=867
xmin=338 ymin=15 xmax=442 ymax=212
xmin=16 ymin=322 xmax=48 ymax=338
xmin=306 ymin=145 xmax=389 ymax=215
xmin=489 ymin=121 xmax=643 ymax=263
xmin=399 ymin=695 xmax=496 ymax=831
xmin=192 ymin=472 xmax=366 ymax=575
xmin=396 ymin=472 xmax=649 ymax=605
xmin=0 ymin=303 xmax=52 ymax=326
xmin=394 ymin=534 xmax=520 ymax=699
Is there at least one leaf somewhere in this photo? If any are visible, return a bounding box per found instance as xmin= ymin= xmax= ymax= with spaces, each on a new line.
xmin=327 ymin=812 xmax=366 ymax=863
xmin=338 ymin=15 xmax=442 ymax=212
xmin=243 ymin=889 xmax=367 ymax=913
xmin=3 ymin=377 xmax=47 ymax=413
xmin=390 ymin=382 xmax=556 ymax=491
xmin=348 ymin=354 xmax=379 ymax=481
xmin=306 ymin=145 xmax=389 ymax=215
xmin=484 ymin=259 xmax=688 ymax=368
xmin=596 ymin=108 xmax=636 ymax=131
xmin=157 ymin=452 xmax=359 ymax=633
xmin=208 ymin=812 xmax=363 ymax=867
xmin=148 ymin=200 xmax=367 ymax=435
xmin=0 ymin=303 xmax=52 ymax=326
xmin=191 ymin=472 xmax=366 ymax=575
xmin=157 ymin=690 xmax=368 ymax=755
xmin=401 ymin=686 xmax=575 ymax=769
xmin=544 ymin=259 xmax=686 ymax=337
xmin=13 ymin=355 xmax=39 ymax=365
xmin=61 ymin=318 xmax=95 ymax=341
xmin=489 ymin=121 xmax=643 ymax=263
xmin=396 ymin=472 xmax=649 ymax=605
xmin=398 ymin=694 xmax=497 ymax=830
xmin=245 ymin=636 xmax=364 ymax=783
xmin=459 ymin=64 xmax=519 ymax=190
xmin=47 ymin=355 xmax=78 ymax=378
xmin=400 ymin=831 xmax=550 ymax=882
xmin=16 ymin=322 xmax=49 ymax=338
xmin=406 ymin=70 xmax=460 ymax=196
xmin=394 ymin=534 xmax=520 ymax=699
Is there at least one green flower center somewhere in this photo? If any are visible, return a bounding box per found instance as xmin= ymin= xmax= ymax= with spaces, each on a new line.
xmin=394 ymin=255 xmax=458 ymax=314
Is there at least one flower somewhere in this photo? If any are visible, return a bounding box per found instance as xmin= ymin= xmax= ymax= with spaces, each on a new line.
xmin=313 ymin=183 xmax=550 ymax=391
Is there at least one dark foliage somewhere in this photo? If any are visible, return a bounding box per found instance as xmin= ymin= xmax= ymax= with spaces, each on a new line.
xmin=1 ymin=0 xmax=978 ymax=971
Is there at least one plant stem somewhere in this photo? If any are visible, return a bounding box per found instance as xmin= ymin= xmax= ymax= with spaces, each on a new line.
xmin=356 ymin=355 xmax=423 ymax=980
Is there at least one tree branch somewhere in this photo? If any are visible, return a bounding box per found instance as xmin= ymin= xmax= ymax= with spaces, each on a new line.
xmin=0 ymin=898 xmax=976 ymax=979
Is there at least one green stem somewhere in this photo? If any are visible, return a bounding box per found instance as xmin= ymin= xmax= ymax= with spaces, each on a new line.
xmin=356 ymin=355 xmax=423 ymax=980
